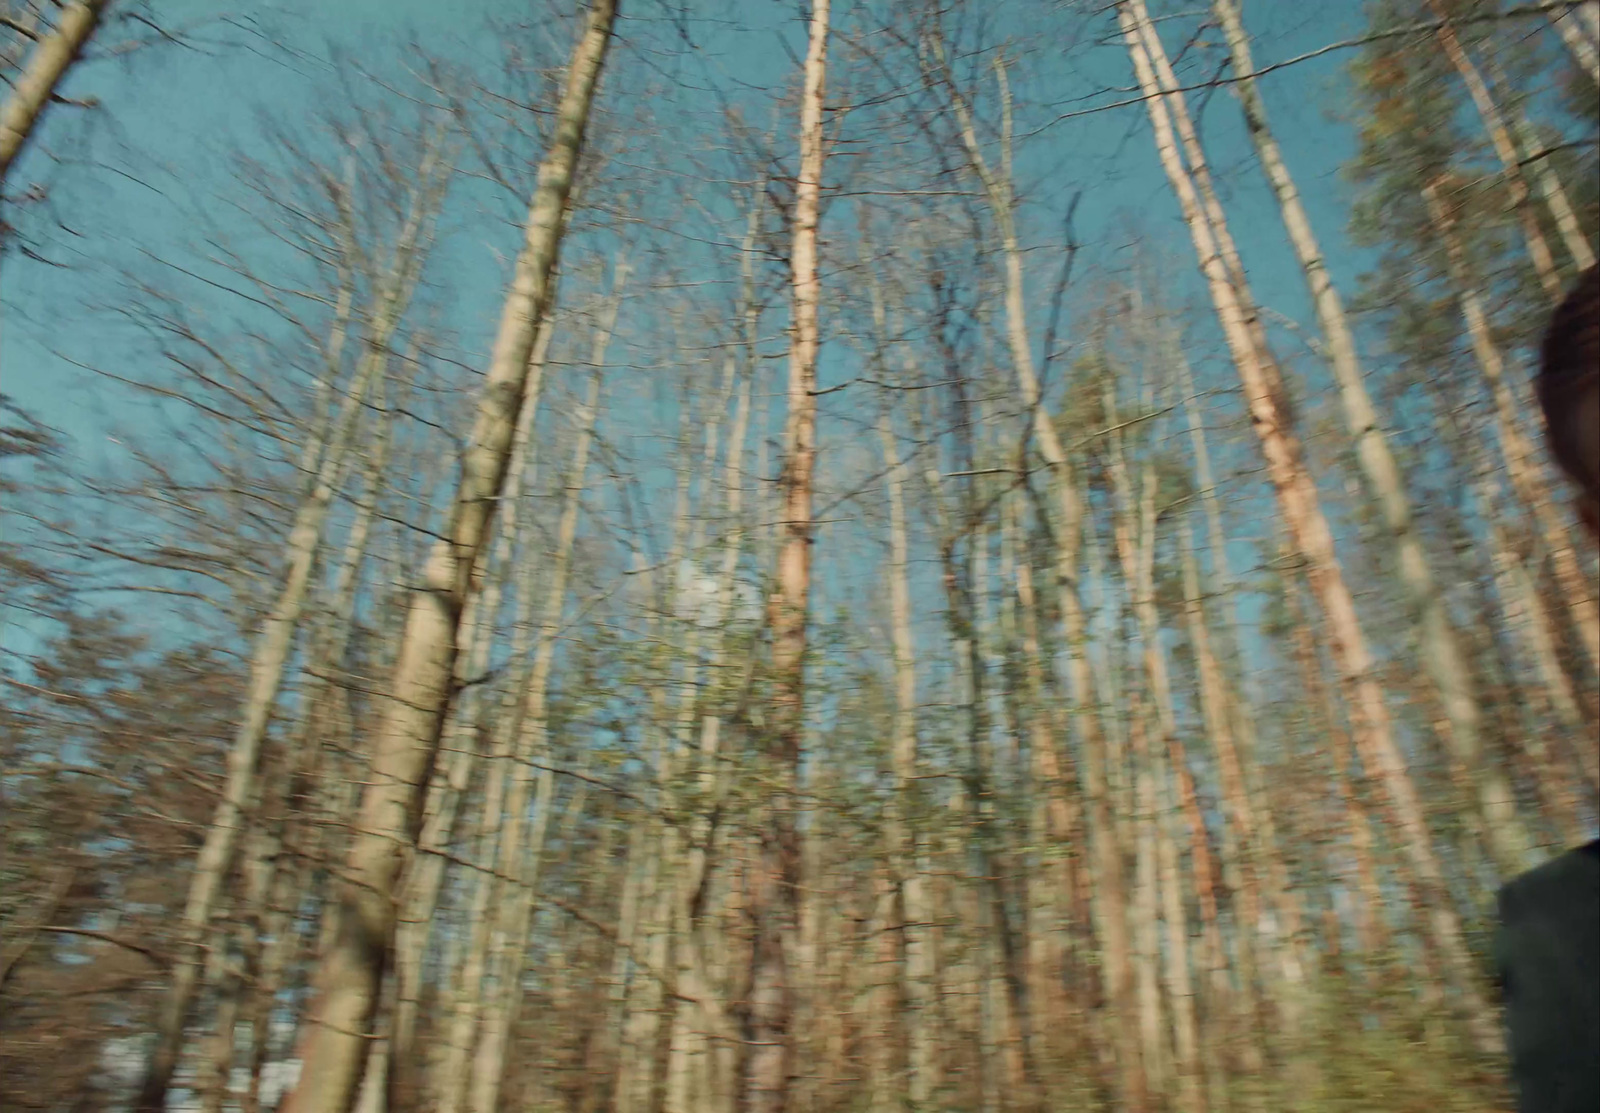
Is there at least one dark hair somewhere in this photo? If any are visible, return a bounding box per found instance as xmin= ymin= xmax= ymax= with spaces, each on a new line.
xmin=1538 ymin=264 xmax=1600 ymax=496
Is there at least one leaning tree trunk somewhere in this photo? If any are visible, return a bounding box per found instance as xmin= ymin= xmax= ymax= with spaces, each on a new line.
xmin=215 ymin=362 xmax=400 ymax=1113
xmin=1550 ymin=2 xmax=1600 ymax=86
xmin=0 ymin=0 xmax=110 ymax=187
xmin=387 ymin=319 xmax=553 ymax=1110
xmin=468 ymin=316 xmax=613 ymax=1113
xmin=742 ymin=3 xmax=827 ymax=1108
xmin=277 ymin=6 xmax=616 ymax=1110
xmin=1426 ymin=0 xmax=1587 ymax=301
xmin=1212 ymin=0 xmax=1534 ymax=879
xmin=663 ymin=195 xmax=763 ymax=1113
xmin=135 ymin=138 xmax=447 ymax=1113
xmin=1423 ymin=178 xmax=1600 ymax=676
xmin=935 ymin=37 xmax=1145 ymax=1109
xmin=1119 ymin=0 xmax=1501 ymax=1054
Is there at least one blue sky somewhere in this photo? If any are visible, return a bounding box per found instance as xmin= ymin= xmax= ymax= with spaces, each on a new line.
xmin=2 ymin=0 xmax=1560 ymax=695
xmin=3 ymin=0 xmax=1378 ymax=447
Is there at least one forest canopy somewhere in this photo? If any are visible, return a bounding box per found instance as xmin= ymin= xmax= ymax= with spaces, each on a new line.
xmin=1 ymin=1 xmax=1596 ymax=1111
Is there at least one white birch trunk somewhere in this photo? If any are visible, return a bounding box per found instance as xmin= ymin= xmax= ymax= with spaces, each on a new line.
xmin=1426 ymin=0 xmax=1568 ymax=302
xmin=1551 ymin=3 xmax=1600 ymax=86
xmin=0 ymin=0 xmax=110 ymax=186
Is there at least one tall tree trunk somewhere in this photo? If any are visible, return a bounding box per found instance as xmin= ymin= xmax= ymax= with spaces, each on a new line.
xmin=470 ymin=333 xmax=612 ymax=1113
xmin=229 ymin=362 xmax=398 ymax=1113
xmin=743 ymin=2 xmax=827 ymax=1107
xmin=1156 ymin=745 xmax=1204 ymax=1113
xmin=0 ymin=0 xmax=110 ymax=186
xmin=1447 ymin=403 xmax=1596 ymax=830
xmin=389 ymin=274 xmax=560 ymax=1097
xmin=1550 ymin=2 xmax=1600 ymax=86
xmin=278 ymin=6 xmax=616 ymax=1109
xmin=935 ymin=38 xmax=1145 ymax=1109
xmin=1280 ymin=560 xmax=1388 ymax=960
xmin=1423 ymin=178 xmax=1600 ymax=675
xmin=664 ymin=197 xmax=764 ymax=1113
xmin=135 ymin=145 xmax=447 ymax=1113
xmin=1492 ymin=62 xmax=1596 ymax=275
xmin=1173 ymin=518 xmax=1240 ymax=1097
xmin=1427 ymin=0 xmax=1570 ymax=302
xmin=1212 ymin=0 xmax=1534 ymax=879
xmin=1119 ymin=1 xmax=1501 ymax=1053
xmin=876 ymin=411 xmax=938 ymax=1108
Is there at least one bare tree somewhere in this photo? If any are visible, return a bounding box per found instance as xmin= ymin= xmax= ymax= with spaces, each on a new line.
xmin=279 ymin=5 xmax=617 ymax=1108
xmin=741 ymin=2 xmax=828 ymax=1108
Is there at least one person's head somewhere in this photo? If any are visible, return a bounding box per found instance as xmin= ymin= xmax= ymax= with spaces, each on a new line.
xmin=1538 ymin=264 xmax=1600 ymax=541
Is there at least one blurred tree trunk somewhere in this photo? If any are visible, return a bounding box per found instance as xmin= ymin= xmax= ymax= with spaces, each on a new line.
xmin=935 ymin=35 xmax=1144 ymax=1110
xmin=1119 ymin=0 xmax=1501 ymax=1054
xmin=1448 ymin=405 xmax=1594 ymax=834
xmin=1173 ymin=518 xmax=1239 ymax=1098
xmin=1503 ymin=104 xmax=1595 ymax=274
xmin=390 ymin=315 xmax=555 ymax=1106
xmin=0 ymin=0 xmax=109 ymax=186
xmin=1550 ymin=2 xmax=1600 ymax=85
xmin=279 ymin=5 xmax=616 ymax=1108
xmin=1005 ymin=489 xmax=1091 ymax=1077
xmin=1426 ymin=0 xmax=1576 ymax=301
xmin=862 ymin=242 xmax=945 ymax=1107
xmin=1281 ymin=557 xmax=1388 ymax=962
xmin=470 ymin=335 xmax=610 ymax=1113
xmin=1424 ymin=179 xmax=1599 ymax=679
xmin=218 ymin=363 xmax=399 ymax=1113
xmin=663 ymin=199 xmax=762 ymax=1113
xmin=433 ymin=293 xmax=613 ymax=1113
xmin=1213 ymin=0 xmax=1534 ymax=879
xmin=135 ymin=138 xmax=447 ymax=1113
xmin=743 ymin=2 xmax=827 ymax=1107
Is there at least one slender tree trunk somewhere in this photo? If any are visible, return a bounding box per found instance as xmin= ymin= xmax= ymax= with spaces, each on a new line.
xmin=390 ymin=278 xmax=559 ymax=1098
xmin=1120 ymin=1 xmax=1501 ymax=1053
xmin=225 ymin=364 xmax=399 ymax=1113
xmin=1213 ymin=0 xmax=1534 ymax=879
xmin=0 ymin=0 xmax=110 ymax=186
xmin=744 ymin=4 xmax=827 ymax=1108
xmin=1498 ymin=91 xmax=1595 ymax=275
xmin=935 ymin=39 xmax=1145 ymax=1109
xmin=279 ymin=7 xmax=616 ymax=1109
xmin=862 ymin=245 xmax=952 ymax=1105
xmin=471 ymin=356 xmax=610 ymax=1113
xmin=1128 ymin=710 xmax=1170 ymax=1103
xmin=1281 ymin=560 xmax=1388 ymax=960
xmin=434 ymin=295 xmax=613 ymax=1113
xmin=1448 ymin=403 xmax=1596 ymax=827
xmin=136 ymin=146 xmax=446 ymax=1113
xmin=425 ymin=332 xmax=555 ymax=1112
xmin=664 ymin=208 xmax=762 ymax=1113
xmin=1551 ymin=3 xmax=1600 ymax=86
xmin=876 ymin=411 xmax=938 ymax=1108
xmin=1423 ymin=178 xmax=1600 ymax=675
xmin=1002 ymin=489 xmax=1084 ymax=1086
xmin=1427 ymin=0 xmax=1567 ymax=303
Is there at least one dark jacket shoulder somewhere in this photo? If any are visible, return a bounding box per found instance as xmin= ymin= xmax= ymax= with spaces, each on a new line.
xmin=1494 ymin=839 xmax=1600 ymax=1113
